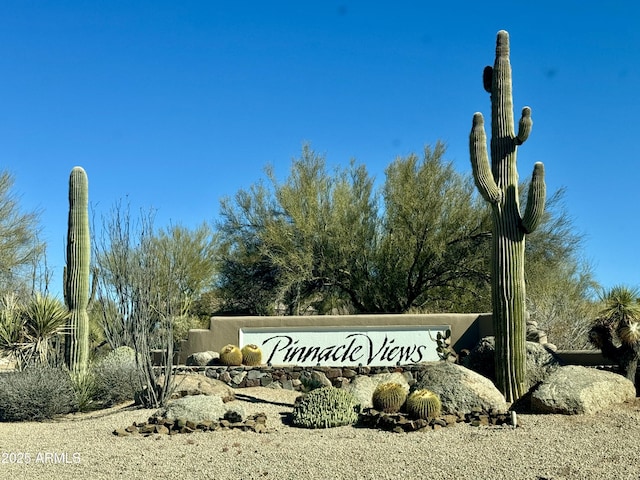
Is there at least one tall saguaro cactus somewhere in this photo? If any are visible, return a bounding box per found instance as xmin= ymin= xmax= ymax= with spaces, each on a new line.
xmin=65 ymin=166 xmax=90 ymax=374
xmin=469 ymin=31 xmax=546 ymax=402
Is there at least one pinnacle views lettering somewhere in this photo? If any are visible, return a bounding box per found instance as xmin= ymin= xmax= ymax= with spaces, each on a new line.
xmin=262 ymin=333 xmax=428 ymax=366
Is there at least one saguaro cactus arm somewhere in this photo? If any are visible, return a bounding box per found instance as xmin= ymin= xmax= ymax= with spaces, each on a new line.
xmin=521 ymin=162 xmax=546 ymax=233
xmin=470 ymin=113 xmax=502 ymax=204
xmin=516 ymin=107 xmax=533 ymax=145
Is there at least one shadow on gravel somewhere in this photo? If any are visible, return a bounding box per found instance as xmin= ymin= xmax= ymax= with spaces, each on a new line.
xmin=234 ymin=393 xmax=295 ymax=409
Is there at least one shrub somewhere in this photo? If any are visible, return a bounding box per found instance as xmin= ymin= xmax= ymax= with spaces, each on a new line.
xmin=92 ymin=346 xmax=142 ymax=407
xmin=70 ymin=369 xmax=98 ymax=412
xmin=291 ymin=387 xmax=360 ymax=429
xmin=0 ymin=366 xmax=79 ymax=421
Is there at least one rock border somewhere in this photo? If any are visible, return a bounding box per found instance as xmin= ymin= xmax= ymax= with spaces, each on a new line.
xmin=114 ymin=412 xmax=271 ymax=437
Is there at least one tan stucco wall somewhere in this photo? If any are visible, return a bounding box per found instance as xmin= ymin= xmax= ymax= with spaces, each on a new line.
xmin=180 ymin=313 xmax=493 ymax=362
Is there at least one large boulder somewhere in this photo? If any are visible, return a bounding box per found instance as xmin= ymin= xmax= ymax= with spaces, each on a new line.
xmin=414 ymin=362 xmax=508 ymax=415
xmin=165 ymin=374 xmax=236 ymax=402
xmin=156 ymin=395 xmax=230 ymax=423
xmin=344 ymin=372 xmax=411 ymax=409
xmin=185 ymin=351 xmax=219 ymax=366
xmin=530 ymin=365 xmax=637 ymax=415
xmin=463 ymin=336 xmax=561 ymax=389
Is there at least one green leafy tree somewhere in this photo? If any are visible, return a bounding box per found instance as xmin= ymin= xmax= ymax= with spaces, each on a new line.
xmin=216 ymin=182 xmax=281 ymax=314
xmin=374 ymin=143 xmax=491 ymax=312
xmin=216 ymin=143 xmax=490 ymax=314
xmin=0 ymin=171 xmax=45 ymax=296
xmin=524 ymin=187 xmax=599 ymax=349
xmin=150 ymin=223 xmax=218 ymax=318
xmin=216 ymin=142 xmax=596 ymax=349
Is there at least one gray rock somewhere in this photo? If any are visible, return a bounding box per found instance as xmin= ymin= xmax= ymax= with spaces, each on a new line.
xmin=414 ymin=362 xmax=508 ymax=415
xmin=185 ymin=351 xmax=219 ymax=366
xmin=166 ymin=374 xmax=235 ymax=402
xmin=344 ymin=372 xmax=410 ymax=409
xmin=298 ymin=370 xmax=332 ymax=392
xmin=463 ymin=336 xmax=561 ymax=389
xmin=224 ymin=403 xmax=247 ymax=423
xmin=156 ymin=395 xmax=227 ymax=423
xmin=530 ymin=365 xmax=637 ymax=415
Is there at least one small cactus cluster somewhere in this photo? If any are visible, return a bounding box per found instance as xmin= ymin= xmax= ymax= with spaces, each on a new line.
xmin=434 ymin=329 xmax=458 ymax=362
xmin=371 ymin=382 xmax=407 ymax=413
xmin=291 ymin=387 xmax=360 ymax=429
xmin=219 ymin=344 xmax=263 ymax=366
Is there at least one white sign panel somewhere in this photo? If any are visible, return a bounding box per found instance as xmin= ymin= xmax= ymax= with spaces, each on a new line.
xmin=239 ymin=325 xmax=449 ymax=367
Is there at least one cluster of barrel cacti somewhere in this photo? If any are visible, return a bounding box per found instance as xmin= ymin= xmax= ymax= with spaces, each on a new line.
xmin=291 ymin=386 xmax=360 ymax=429
xmin=371 ymin=382 xmax=442 ymax=420
xmin=219 ymin=344 xmax=263 ymax=366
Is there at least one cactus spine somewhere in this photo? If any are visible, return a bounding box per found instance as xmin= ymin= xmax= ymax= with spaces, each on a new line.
xmin=469 ymin=31 xmax=546 ymax=402
xmin=64 ymin=166 xmax=91 ymax=374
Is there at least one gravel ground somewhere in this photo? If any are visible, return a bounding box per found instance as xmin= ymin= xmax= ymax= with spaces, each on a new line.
xmin=1 ymin=387 xmax=639 ymax=480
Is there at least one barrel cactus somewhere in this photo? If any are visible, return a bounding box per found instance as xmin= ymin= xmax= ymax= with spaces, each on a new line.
xmin=64 ymin=166 xmax=91 ymax=374
xmin=219 ymin=344 xmax=243 ymax=366
xmin=371 ymin=382 xmax=407 ymax=413
xmin=469 ymin=30 xmax=546 ymax=402
xmin=406 ymin=389 xmax=442 ymax=420
xmin=241 ymin=344 xmax=263 ymax=366
xmin=291 ymin=387 xmax=360 ymax=429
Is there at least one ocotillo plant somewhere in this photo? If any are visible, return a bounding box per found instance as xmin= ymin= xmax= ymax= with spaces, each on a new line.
xmin=469 ymin=31 xmax=546 ymax=402
xmin=64 ymin=166 xmax=90 ymax=374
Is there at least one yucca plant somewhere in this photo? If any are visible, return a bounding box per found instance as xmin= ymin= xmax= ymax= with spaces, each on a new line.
xmin=589 ymin=285 xmax=640 ymax=388
xmin=22 ymin=294 xmax=69 ymax=366
xmin=0 ymin=294 xmax=28 ymax=369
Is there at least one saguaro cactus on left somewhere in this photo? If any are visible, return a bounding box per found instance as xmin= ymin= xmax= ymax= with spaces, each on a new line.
xmin=65 ymin=166 xmax=90 ymax=374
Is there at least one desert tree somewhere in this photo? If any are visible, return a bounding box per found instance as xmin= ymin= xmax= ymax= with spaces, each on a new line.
xmin=524 ymin=187 xmax=599 ymax=349
xmin=0 ymin=171 xmax=45 ymax=297
xmin=92 ymin=202 xmax=175 ymax=407
xmin=216 ymin=143 xmax=491 ymax=314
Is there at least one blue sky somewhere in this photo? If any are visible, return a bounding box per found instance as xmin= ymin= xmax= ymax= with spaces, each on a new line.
xmin=1 ymin=2 xmax=639 ymax=298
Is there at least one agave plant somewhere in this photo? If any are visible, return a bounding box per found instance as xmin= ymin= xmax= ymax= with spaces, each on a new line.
xmin=589 ymin=285 xmax=640 ymax=388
